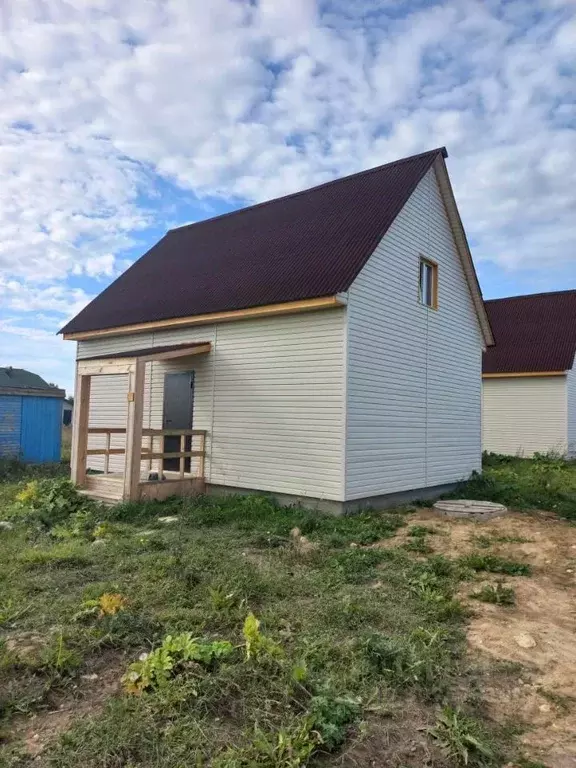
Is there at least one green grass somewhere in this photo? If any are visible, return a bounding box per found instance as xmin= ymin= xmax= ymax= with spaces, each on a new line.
xmin=429 ymin=705 xmax=496 ymax=766
xmin=450 ymin=452 xmax=576 ymax=521
xmin=470 ymin=583 xmax=516 ymax=606
xmin=459 ymin=553 xmax=531 ymax=576
xmin=0 ymin=474 xmax=517 ymax=767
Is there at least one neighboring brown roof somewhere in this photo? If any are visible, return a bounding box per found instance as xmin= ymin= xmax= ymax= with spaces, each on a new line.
xmin=81 ymin=342 xmax=210 ymax=361
xmin=61 ymin=149 xmax=448 ymax=336
xmin=483 ymin=290 xmax=576 ymax=374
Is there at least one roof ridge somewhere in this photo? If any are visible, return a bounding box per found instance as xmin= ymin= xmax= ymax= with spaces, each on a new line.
xmin=170 ymin=147 xmax=447 ymax=234
xmin=485 ymin=289 xmax=576 ymax=303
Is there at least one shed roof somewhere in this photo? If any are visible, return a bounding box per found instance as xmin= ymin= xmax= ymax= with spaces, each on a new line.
xmin=60 ymin=147 xmax=491 ymax=344
xmin=483 ymin=290 xmax=576 ymax=374
xmin=0 ymin=368 xmax=65 ymax=398
xmin=0 ymin=367 xmax=55 ymax=391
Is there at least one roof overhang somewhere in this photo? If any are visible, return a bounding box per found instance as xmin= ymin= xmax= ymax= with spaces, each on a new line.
xmin=77 ymin=342 xmax=211 ymax=376
xmin=0 ymin=387 xmax=65 ymax=398
xmin=63 ymin=296 xmax=345 ymax=342
xmin=432 ymin=156 xmax=495 ymax=348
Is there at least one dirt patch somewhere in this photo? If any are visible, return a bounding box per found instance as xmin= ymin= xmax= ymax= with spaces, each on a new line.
xmin=337 ymin=702 xmax=450 ymax=768
xmin=381 ymin=509 xmax=576 ymax=767
xmin=9 ymin=650 xmax=125 ymax=761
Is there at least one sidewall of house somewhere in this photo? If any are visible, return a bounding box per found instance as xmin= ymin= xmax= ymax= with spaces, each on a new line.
xmin=344 ymin=167 xmax=484 ymax=501
xmin=565 ymin=364 xmax=576 ymax=457
xmin=77 ymin=309 xmax=347 ymax=501
xmin=0 ymin=395 xmax=22 ymax=458
xmin=20 ymin=396 xmax=63 ymax=463
xmin=482 ymin=376 xmax=568 ymax=457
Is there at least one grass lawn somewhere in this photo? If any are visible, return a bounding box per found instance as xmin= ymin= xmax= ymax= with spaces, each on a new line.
xmin=0 ymin=454 xmax=574 ymax=766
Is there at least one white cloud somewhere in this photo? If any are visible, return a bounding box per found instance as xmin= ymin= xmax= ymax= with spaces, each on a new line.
xmin=0 ymin=278 xmax=92 ymax=318
xmin=0 ymin=318 xmax=75 ymax=394
xmin=0 ymin=0 xmax=575 ymax=386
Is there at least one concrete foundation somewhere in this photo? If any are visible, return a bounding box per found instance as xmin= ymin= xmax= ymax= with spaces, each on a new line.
xmin=206 ymin=482 xmax=459 ymax=516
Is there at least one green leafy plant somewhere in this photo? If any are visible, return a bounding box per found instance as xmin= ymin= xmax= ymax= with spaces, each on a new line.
xmin=309 ymin=692 xmax=360 ymax=750
xmin=459 ymin=553 xmax=531 ymax=576
xmin=122 ymin=633 xmax=233 ymax=694
xmin=40 ymin=632 xmax=82 ymax=677
xmin=470 ymin=582 xmax=515 ymax=606
xmin=361 ymin=627 xmax=452 ymax=697
xmin=15 ymin=478 xmax=91 ymax=528
xmin=214 ymin=717 xmax=320 ymax=767
xmin=403 ymin=537 xmax=433 ymax=554
xmin=243 ymin=613 xmax=283 ymax=661
xmin=208 ymin=584 xmax=244 ymax=613
xmin=429 ymin=705 xmax=494 ymax=766
xmin=407 ymin=526 xmax=438 ymax=537
xmin=51 ymin=509 xmax=98 ymax=540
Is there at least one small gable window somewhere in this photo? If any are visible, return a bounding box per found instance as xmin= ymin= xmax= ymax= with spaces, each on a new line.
xmin=419 ymin=257 xmax=438 ymax=309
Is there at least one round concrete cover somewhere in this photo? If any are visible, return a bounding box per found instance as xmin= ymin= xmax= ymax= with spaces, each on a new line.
xmin=433 ymin=499 xmax=508 ymax=519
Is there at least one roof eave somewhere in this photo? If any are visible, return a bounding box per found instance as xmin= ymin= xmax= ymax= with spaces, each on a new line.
xmin=483 ymin=370 xmax=567 ymax=378
xmin=432 ymin=156 xmax=495 ymax=348
xmin=61 ymin=295 xmax=346 ymax=341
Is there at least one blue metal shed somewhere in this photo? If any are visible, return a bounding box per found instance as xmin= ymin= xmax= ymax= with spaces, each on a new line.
xmin=0 ymin=367 xmax=65 ymax=463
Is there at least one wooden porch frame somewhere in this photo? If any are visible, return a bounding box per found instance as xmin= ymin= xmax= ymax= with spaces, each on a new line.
xmin=70 ymin=343 xmax=210 ymax=502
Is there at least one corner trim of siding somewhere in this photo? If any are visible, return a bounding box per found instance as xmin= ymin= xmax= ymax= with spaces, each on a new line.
xmin=342 ymin=303 xmax=349 ymax=501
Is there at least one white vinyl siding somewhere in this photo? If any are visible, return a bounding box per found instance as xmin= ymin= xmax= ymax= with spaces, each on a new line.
xmin=568 ymin=364 xmax=576 ymax=457
xmin=482 ymin=376 xmax=568 ymax=457
xmin=77 ymin=309 xmax=346 ymax=500
xmin=345 ymin=166 xmax=483 ymax=500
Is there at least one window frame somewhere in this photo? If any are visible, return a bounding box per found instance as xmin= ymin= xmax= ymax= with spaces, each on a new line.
xmin=419 ymin=256 xmax=438 ymax=310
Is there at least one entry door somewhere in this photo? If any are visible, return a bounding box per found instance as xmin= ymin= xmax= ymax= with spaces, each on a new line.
xmin=162 ymin=372 xmax=194 ymax=472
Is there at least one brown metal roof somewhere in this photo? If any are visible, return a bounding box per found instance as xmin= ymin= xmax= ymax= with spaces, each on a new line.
xmin=61 ymin=148 xmax=447 ymax=335
xmin=483 ymin=290 xmax=576 ymax=374
xmin=81 ymin=342 xmax=210 ymax=361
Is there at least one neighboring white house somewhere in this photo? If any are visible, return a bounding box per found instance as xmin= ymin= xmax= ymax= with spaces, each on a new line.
xmin=61 ymin=147 xmax=494 ymax=512
xmin=482 ymin=291 xmax=576 ymax=458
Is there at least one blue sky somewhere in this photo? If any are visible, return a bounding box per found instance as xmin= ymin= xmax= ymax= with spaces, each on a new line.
xmin=1 ymin=0 xmax=575 ymax=394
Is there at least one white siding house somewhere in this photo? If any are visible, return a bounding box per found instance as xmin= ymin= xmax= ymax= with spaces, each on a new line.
xmin=62 ymin=148 xmax=493 ymax=511
xmin=482 ymin=291 xmax=576 ymax=459
xmin=482 ymin=376 xmax=568 ymax=457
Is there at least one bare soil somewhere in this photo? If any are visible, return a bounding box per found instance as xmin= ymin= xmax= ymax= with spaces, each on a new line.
xmin=337 ymin=701 xmax=450 ymax=767
xmin=384 ymin=509 xmax=576 ymax=768
xmin=9 ymin=651 xmax=125 ymax=762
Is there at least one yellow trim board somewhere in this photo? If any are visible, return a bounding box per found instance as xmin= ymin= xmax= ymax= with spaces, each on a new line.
xmin=63 ymin=296 xmax=344 ymax=341
xmin=483 ymin=371 xmax=566 ymax=379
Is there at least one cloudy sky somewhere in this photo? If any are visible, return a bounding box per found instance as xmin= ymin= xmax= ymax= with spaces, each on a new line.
xmin=1 ymin=0 xmax=575 ymax=393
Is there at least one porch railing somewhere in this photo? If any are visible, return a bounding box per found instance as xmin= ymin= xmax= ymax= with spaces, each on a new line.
xmin=86 ymin=427 xmax=207 ymax=480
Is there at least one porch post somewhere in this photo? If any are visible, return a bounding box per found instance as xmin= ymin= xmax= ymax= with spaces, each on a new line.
xmin=71 ymin=371 xmax=91 ymax=486
xmin=123 ymin=360 xmax=145 ymax=502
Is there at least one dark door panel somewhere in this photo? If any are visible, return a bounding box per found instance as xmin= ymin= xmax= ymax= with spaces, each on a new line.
xmin=162 ymin=372 xmax=194 ymax=472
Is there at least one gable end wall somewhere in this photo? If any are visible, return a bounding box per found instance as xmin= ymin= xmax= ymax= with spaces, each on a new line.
xmin=567 ymin=363 xmax=576 ymax=457
xmin=344 ymin=166 xmax=484 ymax=500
